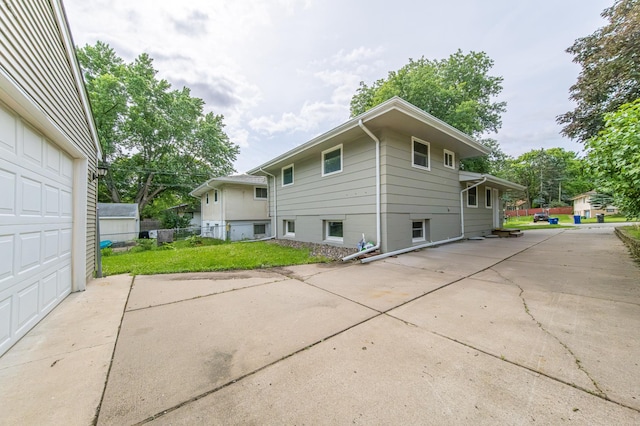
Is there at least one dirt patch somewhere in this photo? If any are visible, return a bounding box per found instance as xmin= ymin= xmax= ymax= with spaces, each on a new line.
xmin=266 ymin=239 xmax=358 ymax=260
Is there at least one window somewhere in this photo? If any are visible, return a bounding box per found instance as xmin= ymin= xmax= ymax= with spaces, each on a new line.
xmin=284 ymin=220 xmax=295 ymax=236
xmin=214 ymin=189 xmax=219 ymax=203
xmin=205 ymin=193 xmax=209 ymax=205
xmin=322 ymin=145 xmax=342 ymax=176
xmin=412 ymin=221 xmax=425 ymax=242
xmin=254 ymin=223 xmax=266 ymax=235
xmin=485 ymin=187 xmax=492 ymax=209
xmin=412 ymin=137 xmax=430 ymax=170
xmin=325 ymin=220 xmax=343 ymax=242
xmin=444 ymin=149 xmax=455 ymax=169
xmin=255 ymin=187 xmax=267 ymax=199
xmin=467 ymin=184 xmax=478 ymax=208
xmin=282 ymin=164 xmax=294 ymax=186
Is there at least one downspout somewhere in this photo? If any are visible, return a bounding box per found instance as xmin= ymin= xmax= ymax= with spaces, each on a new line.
xmin=342 ymin=119 xmax=381 ymax=261
xmin=360 ymin=177 xmax=487 ymax=264
xmin=259 ymin=168 xmax=277 ymax=240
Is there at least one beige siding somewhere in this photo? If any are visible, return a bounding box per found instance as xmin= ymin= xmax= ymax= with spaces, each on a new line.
xmin=0 ymin=0 xmax=98 ymax=280
xmin=224 ymin=184 xmax=269 ymax=221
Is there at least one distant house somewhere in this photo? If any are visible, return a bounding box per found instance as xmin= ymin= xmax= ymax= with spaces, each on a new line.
xmin=190 ymin=175 xmax=270 ymax=241
xmin=571 ymin=191 xmax=618 ymax=218
xmin=164 ymin=203 xmax=201 ymax=228
xmin=248 ymin=97 xmax=524 ymax=256
xmin=98 ymin=203 xmax=140 ymax=243
xmin=0 ymin=0 xmax=101 ymax=355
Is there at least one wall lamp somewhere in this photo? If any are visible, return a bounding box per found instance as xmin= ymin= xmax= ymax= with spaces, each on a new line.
xmin=92 ymin=164 xmax=108 ymax=181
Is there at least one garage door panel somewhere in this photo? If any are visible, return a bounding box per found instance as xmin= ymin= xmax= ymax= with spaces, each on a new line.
xmin=44 ymin=230 xmax=59 ymax=263
xmin=45 ymin=185 xmax=60 ymax=216
xmin=61 ymin=189 xmax=72 ymax=217
xmin=41 ymin=272 xmax=58 ymax=311
xmin=0 ymin=106 xmax=17 ymax=153
xmin=60 ymin=229 xmax=72 ymax=256
xmin=22 ymin=125 xmax=43 ymax=167
xmin=20 ymin=176 xmax=42 ymax=215
xmin=46 ymin=142 xmax=61 ymax=173
xmin=58 ymin=265 xmax=71 ymax=298
xmin=0 ymin=235 xmax=14 ymax=283
xmin=0 ymin=296 xmax=10 ymax=348
xmin=16 ymin=281 xmax=39 ymax=333
xmin=0 ymin=169 xmax=16 ymax=215
xmin=19 ymin=232 xmax=41 ymax=273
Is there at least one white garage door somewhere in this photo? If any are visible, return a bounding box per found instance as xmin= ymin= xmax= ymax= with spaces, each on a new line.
xmin=0 ymin=104 xmax=74 ymax=355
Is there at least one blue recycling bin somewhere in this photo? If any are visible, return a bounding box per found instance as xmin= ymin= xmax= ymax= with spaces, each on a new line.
xmin=573 ymin=215 xmax=581 ymax=224
xmin=549 ymin=218 xmax=559 ymax=225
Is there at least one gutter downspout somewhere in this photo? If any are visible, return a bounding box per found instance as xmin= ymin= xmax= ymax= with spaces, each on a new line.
xmin=259 ymin=168 xmax=277 ymax=240
xmin=342 ymin=119 xmax=381 ymax=261
xmin=360 ymin=177 xmax=487 ymax=264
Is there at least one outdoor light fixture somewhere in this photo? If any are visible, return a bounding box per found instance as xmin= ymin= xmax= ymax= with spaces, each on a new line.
xmin=92 ymin=164 xmax=108 ymax=181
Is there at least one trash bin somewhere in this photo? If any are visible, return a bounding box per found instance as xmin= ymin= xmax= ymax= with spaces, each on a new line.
xmin=596 ymin=214 xmax=605 ymax=223
xmin=573 ymin=215 xmax=581 ymax=224
xmin=549 ymin=218 xmax=559 ymax=225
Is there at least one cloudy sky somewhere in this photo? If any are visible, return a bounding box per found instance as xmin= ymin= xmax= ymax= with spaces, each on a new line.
xmin=63 ymin=0 xmax=611 ymax=173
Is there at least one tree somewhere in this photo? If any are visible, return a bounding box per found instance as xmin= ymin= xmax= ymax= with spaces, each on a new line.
xmin=350 ymin=50 xmax=507 ymax=171
xmin=586 ymin=99 xmax=640 ymax=217
xmin=504 ymin=148 xmax=592 ymax=208
xmin=557 ymin=0 xmax=640 ymax=142
xmin=588 ymin=192 xmax=615 ymax=210
xmin=77 ymin=42 xmax=239 ymax=215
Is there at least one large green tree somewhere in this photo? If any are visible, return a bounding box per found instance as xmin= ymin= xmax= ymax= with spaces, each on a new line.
xmin=504 ymin=148 xmax=592 ymax=208
xmin=586 ymin=99 xmax=640 ymax=217
xmin=557 ymin=0 xmax=640 ymax=142
xmin=350 ymin=50 xmax=506 ymax=171
xmin=78 ymin=42 xmax=239 ymax=215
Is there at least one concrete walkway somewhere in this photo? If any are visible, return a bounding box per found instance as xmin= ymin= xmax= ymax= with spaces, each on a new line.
xmin=1 ymin=227 xmax=639 ymax=425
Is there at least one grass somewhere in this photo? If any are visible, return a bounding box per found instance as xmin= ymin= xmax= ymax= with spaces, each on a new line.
xmin=622 ymin=224 xmax=640 ymax=239
xmin=504 ymin=214 xmax=632 ymax=228
xmin=101 ymin=240 xmax=330 ymax=276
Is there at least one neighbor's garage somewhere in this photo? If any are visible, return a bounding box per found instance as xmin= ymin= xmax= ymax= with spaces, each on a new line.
xmin=0 ymin=103 xmax=75 ymax=355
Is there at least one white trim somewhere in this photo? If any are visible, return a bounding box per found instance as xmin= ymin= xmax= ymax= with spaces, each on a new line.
xmin=321 ymin=144 xmax=343 ymax=177
xmin=324 ymin=220 xmax=344 ymax=243
xmin=254 ymin=186 xmax=267 ymax=200
xmin=411 ymin=220 xmax=426 ymax=243
xmin=281 ymin=164 xmax=294 ymax=187
xmin=485 ymin=186 xmax=493 ymax=209
xmin=444 ymin=149 xmax=455 ymax=169
xmin=284 ymin=220 xmax=295 ymax=237
xmin=467 ymin=183 xmax=478 ymax=208
xmin=411 ymin=137 xmax=430 ymax=171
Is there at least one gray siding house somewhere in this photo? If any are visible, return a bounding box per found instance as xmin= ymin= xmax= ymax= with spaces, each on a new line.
xmin=248 ymin=97 xmax=523 ymax=257
xmin=190 ymin=175 xmax=270 ymax=241
xmin=0 ymin=0 xmax=101 ymax=354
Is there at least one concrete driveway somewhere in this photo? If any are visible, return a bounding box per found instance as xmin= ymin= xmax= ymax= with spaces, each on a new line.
xmin=1 ymin=227 xmax=639 ymax=425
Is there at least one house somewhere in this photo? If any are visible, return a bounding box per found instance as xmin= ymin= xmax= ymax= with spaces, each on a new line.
xmin=190 ymin=175 xmax=270 ymax=241
xmin=247 ymin=97 xmax=524 ymax=258
xmin=0 ymin=0 xmax=101 ymax=355
xmin=571 ymin=191 xmax=618 ymax=218
xmin=98 ymin=203 xmax=140 ymax=243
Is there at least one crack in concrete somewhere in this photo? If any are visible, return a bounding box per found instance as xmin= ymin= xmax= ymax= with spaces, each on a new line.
xmin=490 ymin=267 xmax=608 ymax=399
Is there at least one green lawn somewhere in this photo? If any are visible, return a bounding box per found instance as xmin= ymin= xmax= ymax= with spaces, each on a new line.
xmin=504 ymin=214 xmax=632 ymax=228
xmin=101 ymin=240 xmax=330 ymax=276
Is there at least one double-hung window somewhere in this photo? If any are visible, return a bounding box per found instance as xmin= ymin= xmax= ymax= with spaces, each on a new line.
xmin=412 ymin=221 xmax=425 ymax=242
xmin=444 ymin=149 xmax=455 ymax=169
xmin=282 ymin=164 xmax=294 ymax=186
xmin=412 ymin=137 xmax=430 ymax=170
xmin=467 ymin=184 xmax=478 ymax=208
xmin=322 ymin=145 xmax=342 ymax=176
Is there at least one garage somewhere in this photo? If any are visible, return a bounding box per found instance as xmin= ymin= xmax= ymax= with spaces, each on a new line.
xmin=0 ymin=104 xmax=76 ymax=355
xmin=0 ymin=0 xmax=100 ymax=356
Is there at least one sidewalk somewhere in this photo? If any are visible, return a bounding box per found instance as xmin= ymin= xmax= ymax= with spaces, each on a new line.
xmin=1 ymin=228 xmax=639 ymax=425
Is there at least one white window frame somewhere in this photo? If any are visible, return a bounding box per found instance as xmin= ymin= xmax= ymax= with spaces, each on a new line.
xmin=214 ymin=189 xmax=219 ymax=204
xmin=412 ymin=220 xmax=425 ymax=242
xmin=485 ymin=186 xmax=493 ymax=209
xmin=282 ymin=164 xmax=294 ymax=187
xmin=467 ymin=184 xmax=478 ymax=208
xmin=284 ymin=220 xmax=295 ymax=237
xmin=444 ymin=149 xmax=455 ymax=169
xmin=325 ymin=220 xmax=343 ymax=242
xmin=254 ymin=186 xmax=268 ymax=200
xmin=411 ymin=137 xmax=430 ymax=171
xmin=321 ymin=144 xmax=343 ymax=177
xmin=253 ymin=223 xmax=266 ymax=235
xmin=205 ymin=193 xmax=209 ymax=205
